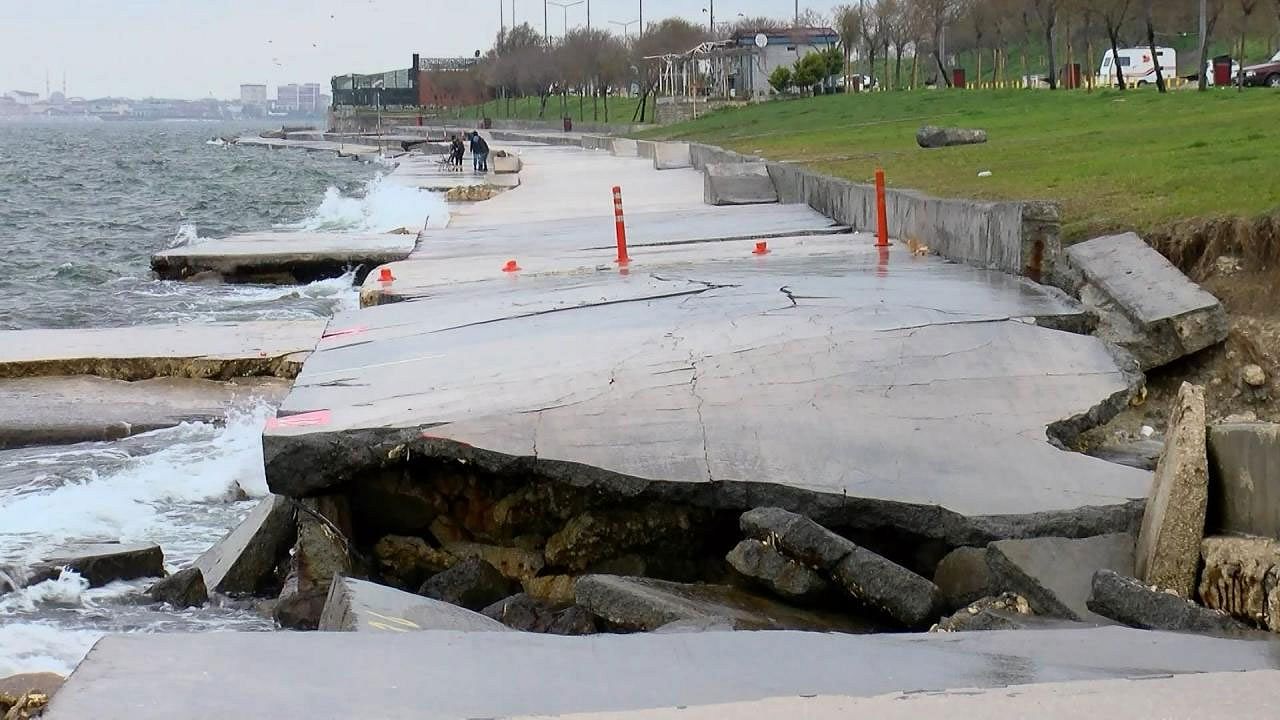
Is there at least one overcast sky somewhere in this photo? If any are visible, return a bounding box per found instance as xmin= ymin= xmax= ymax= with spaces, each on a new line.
xmin=1 ymin=0 xmax=814 ymax=100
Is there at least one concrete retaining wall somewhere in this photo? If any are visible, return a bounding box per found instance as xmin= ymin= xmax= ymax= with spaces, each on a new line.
xmin=636 ymin=140 xmax=657 ymax=159
xmin=688 ymin=143 xmax=762 ymax=170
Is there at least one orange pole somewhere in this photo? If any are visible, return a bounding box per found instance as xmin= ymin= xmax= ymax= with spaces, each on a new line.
xmin=612 ymin=185 xmax=630 ymax=264
xmin=874 ymin=167 xmax=889 ymax=248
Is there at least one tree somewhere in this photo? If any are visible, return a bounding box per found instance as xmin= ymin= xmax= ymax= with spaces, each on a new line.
xmin=919 ymin=0 xmax=961 ymax=87
xmin=859 ymin=1 xmax=885 ymax=89
xmin=769 ymin=65 xmax=794 ymax=93
xmin=1238 ymin=0 xmax=1261 ymax=91
xmin=1197 ymin=0 xmax=1226 ymax=91
xmin=834 ymin=5 xmax=864 ymax=91
xmin=792 ymin=51 xmax=829 ymax=93
xmin=884 ymin=0 xmax=912 ymax=89
xmin=1143 ymin=0 xmax=1166 ymax=92
xmin=971 ymin=0 xmax=991 ymax=86
xmin=1100 ymin=0 xmax=1133 ymax=90
xmin=1032 ymin=0 xmax=1059 ymax=89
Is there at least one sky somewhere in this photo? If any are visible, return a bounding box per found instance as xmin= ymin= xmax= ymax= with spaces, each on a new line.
xmin=0 ymin=0 xmax=816 ymax=100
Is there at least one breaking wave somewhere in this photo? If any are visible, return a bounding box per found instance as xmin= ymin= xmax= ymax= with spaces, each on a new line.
xmin=286 ymin=174 xmax=448 ymax=233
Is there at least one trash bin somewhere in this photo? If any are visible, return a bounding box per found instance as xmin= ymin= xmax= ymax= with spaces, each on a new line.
xmin=563 ymin=116 xmax=573 ymax=132
xmin=1064 ymin=63 xmax=1082 ymax=89
xmin=482 ymin=117 xmax=492 ymax=129
xmin=1213 ymin=55 xmax=1233 ymax=86
xmin=952 ymin=68 xmax=967 ymax=89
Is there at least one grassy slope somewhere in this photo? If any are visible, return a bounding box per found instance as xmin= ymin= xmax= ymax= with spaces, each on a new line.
xmin=643 ymin=88 xmax=1280 ymax=239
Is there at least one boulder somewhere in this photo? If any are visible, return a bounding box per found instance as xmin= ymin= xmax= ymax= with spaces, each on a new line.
xmin=480 ymin=593 xmax=598 ymax=635
xmin=319 ymin=576 xmax=510 ymax=632
xmin=1207 ymin=422 xmax=1280 ymax=539
xmin=986 ymin=533 xmax=1135 ymax=621
xmin=726 ymin=539 xmax=828 ymax=602
xmin=932 ymin=593 xmax=1036 ymax=632
xmin=933 ymin=546 xmax=994 ymax=611
xmin=574 ymin=575 xmax=877 ymax=633
xmin=1135 ymin=382 xmax=1209 ymax=597
xmin=373 ymin=535 xmax=455 ymax=590
xmin=1088 ymin=569 xmax=1253 ymax=636
xmin=652 ymin=142 xmax=692 ymax=170
xmin=0 ymin=673 xmax=63 ymax=699
xmin=523 ymin=574 xmax=578 ymax=605
xmin=740 ymin=507 xmax=941 ymax=627
xmin=194 ymin=494 xmax=295 ymax=596
xmin=443 ymin=542 xmax=544 ymax=583
xmin=145 ymin=567 xmax=208 ymax=609
xmin=1198 ymin=535 xmax=1280 ymax=631
xmin=418 ymin=556 xmax=517 ymax=611
xmin=545 ymin=508 xmax=695 ymax=572
xmin=703 ymin=163 xmax=778 ymax=206
xmin=916 ymin=126 xmax=988 ymax=148
xmin=1064 ymin=234 xmax=1227 ymax=370
xmin=34 ymin=543 xmax=164 ymax=588
xmin=273 ymin=570 xmax=328 ymax=631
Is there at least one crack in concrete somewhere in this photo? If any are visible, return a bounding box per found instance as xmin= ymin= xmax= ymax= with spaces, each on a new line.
xmin=425 ymin=287 xmax=719 ymax=335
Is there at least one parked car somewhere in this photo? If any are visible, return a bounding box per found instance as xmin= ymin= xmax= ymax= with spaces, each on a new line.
xmin=1241 ymin=50 xmax=1280 ymax=87
xmin=1096 ymin=47 xmax=1176 ymax=87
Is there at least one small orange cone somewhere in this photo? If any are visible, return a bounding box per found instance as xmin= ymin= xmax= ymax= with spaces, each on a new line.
xmin=502 ymin=259 xmax=521 ymax=272
xmin=752 ymin=241 xmax=769 ymax=255
xmin=378 ymin=267 xmax=395 ymax=282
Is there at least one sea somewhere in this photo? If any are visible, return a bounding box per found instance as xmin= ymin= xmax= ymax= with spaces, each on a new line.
xmin=0 ymin=120 xmax=447 ymax=677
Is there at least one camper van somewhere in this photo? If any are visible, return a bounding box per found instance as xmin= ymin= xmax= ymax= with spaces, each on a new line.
xmin=1097 ymin=47 xmax=1177 ymax=86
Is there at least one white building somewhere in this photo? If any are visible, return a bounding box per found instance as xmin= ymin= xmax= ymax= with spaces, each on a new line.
xmin=240 ymin=83 xmax=267 ymax=106
xmin=5 ymin=90 xmax=39 ymax=105
xmin=732 ymin=28 xmax=840 ymax=98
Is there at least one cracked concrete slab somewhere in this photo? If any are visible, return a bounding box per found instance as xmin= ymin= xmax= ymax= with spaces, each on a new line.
xmin=43 ymin=628 xmax=1280 ymax=720
xmin=151 ymin=231 xmax=417 ymax=283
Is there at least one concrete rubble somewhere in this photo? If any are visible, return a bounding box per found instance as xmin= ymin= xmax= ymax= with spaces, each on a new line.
xmin=193 ymin=494 xmax=295 ymax=596
xmin=986 ymin=533 xmax=1135 ymax=621
xmin=481 ymin=593 xmax=598 ymax=634
xmin=703 ymin=163 xmax=778 ymax=205
xmin=932 ymin=592 xmax=1040 ymax=632
xmin=1199 ymin=535 xmax=1280 ymax=631
xmin=145 ymin=567 xmax=208 ymax=609
xmin=725 ymin=538 xmax=829 ymax=602
xmin=318 ymin=576 xmax=511 ymax=632
xmin=151 ymin=231 xmax=417 ymax=284
xmin=1088 ymin=568 xmax=1253 ymax=635
xmin=30 ymin=543 xmax=164 ymax=588
xmin=932 ymin=546 xmax=994 ymax=610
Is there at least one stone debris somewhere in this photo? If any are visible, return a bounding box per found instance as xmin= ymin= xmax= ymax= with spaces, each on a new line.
xmin=1207 ymin=422 xmax=1280 ymax=539
xmin=986 ymin=533 xmax=1135 ymax=621
xmin=318 ymin=576 xmax=510 ymax=632
xmin=145 ymin=567 xmax=208 ymax=609
xmin=442 ymin=542 xmax=545 ymax=584
xmin=725 ymin=538 xmax=829 ymax=602
xmin=445 ymin=185 xmax=500 ymax=202
xmin=1199 ymin=535 xmax=1280 ymax=632
xmin=372 ymin=535 xmax=456 ymax=590
xmin=523 ymin=575 xmax=578 ymax=605
xmin=931 ymin=592 xmax=1035 ymax=632
xmin=418 ymin=556 xmax=517 ymax=611
xmin=1088 ymin=569 xmax=1254 ymax=636
xmin=1242 ymin=364 xmax=1267 ymax=387
xmin=1135 ymin=382 xmax=1209 ymax=597
xmin=274 ymin=496 xmax=352 ymax=630
xmin=195 ymin=494 xmax=295 ymax=596
xmin=703 ymin=163 xmax=778 ymax=206
xmin=1086 ymin=439 xmax=1165 ymax=471
xmin=31 ymin=543 xmax=164 ymax=588
xmin=932 ymin=546 xmax=994 ymax=611
xmin=544 ymin=508 xmax=697 ymax=573
xmin=739 ymin=507 xmax=941 ymax=627
xmin=916 ymin=126 xmax=988 ymax=148
xmin=480 ymin=593 xmax=598 ymax=635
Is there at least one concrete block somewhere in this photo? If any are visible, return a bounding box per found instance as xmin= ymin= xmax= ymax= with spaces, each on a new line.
xmin=916 ymin=125 xmax=988 ymax=148
xmin=703 ymin=163 xmax=778 ymax=205
xmin=609 ymin=138 xmax=638 ymax=156
xmin=1066 ymin=233 xmax=1228 ymax=369
xmin=1208 ymin=422 xmax=1280 ymax=539
xmin=987 ymin=533 xmax=1135 ymax=621
xmin=726 ymin=539 xmax=829 ymax=601
xmin=1136 ymin=382 xmax=1209 ymax=597
xmin=32 ymin=543 xmax=164 ymax=588
xmin=635 ymin=140 xmax=657 ymax=159
xmin=194 ymin=495 xmax=295 ymax=596
xmin=318 ymin=576 xmax=512 ymax=632
xmin=1199 ymin=535 xmax=1280 ymax=631
xmin=489 ymin=151 xmax=521 ymax=174
xmin=1088 ymin=568 xmax=1254 ymax=635
xmin=652 ymin=142 xmax=692 ymax=170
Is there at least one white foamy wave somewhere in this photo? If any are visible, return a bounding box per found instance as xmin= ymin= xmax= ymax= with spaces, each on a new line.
xmin=0 ymin=623 xmax=103 ymax=677
xmin=170 ymin=222 xmax=201 ymax=247
xmin=0 ymin=570 xmax=89 ymax=613
xmin=287 ymin=174 xmax=448 ymax=233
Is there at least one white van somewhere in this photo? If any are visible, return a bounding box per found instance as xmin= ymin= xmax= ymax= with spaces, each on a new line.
xmin=1097 ymin=47 xmax=1177 ymax=86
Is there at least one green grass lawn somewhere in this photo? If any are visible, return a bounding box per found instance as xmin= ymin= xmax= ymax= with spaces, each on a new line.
xmin=463 ymin=95 xmax=647 ymax=124
xmin=642 ymin=88 xmax=1280 ymax=240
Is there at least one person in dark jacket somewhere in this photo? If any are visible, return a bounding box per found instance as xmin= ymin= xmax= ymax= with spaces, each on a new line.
xmin=473 ymin=133 xmax=489 ymax=172
xmin=449 ymin=135 xmax=465 ymax=170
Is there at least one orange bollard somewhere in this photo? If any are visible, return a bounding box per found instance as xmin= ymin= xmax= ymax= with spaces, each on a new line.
xmin=874 ymin=167 xmax=890 ymax=248
xmin=502 ymin=259 xmax=521 ymax=272
xmin=612 ymin=185 xmax=630 ymax=265
xmin=378 ymin=267 xmax=395 ymax=282
xmin=752 ymin=241 xmax=769 ymax=255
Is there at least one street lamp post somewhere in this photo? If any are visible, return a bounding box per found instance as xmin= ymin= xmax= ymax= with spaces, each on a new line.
xmin=548 ymin=0 xmax=583 ymax=37
xmin=609 ymin=18 xmax=639 ymax=37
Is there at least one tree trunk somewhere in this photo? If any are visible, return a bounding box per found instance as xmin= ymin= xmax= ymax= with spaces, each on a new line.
xmin=911 ymin=50 xmax=919 ymax=89
xmin=884 ymin=41 xmax=891 ymax=90
xmin=1021 ymin=43 xmax=1030 ymax=88
xmin=1065 ymin=15 xmax=1074 ymax=88
xmin=895 ymin=45 xmax=904 ymax=89
xmin=1086 ymin=37 xmax=1094 ymax=91
xmin=1109 ymin=28 xmax=1127 ymax=90
xmin=1239 ymin=30 xmax=1247 ymax=91
xmin=1198 ymin=1 xmax=1213 ymax=91
xmin=1045 ymin=18 xmax=1058 ymax=89
xmin=603 ymin=86 xmax=608 ymax=122
xmin=1145 ymin=0 xmax=1167 ymax=92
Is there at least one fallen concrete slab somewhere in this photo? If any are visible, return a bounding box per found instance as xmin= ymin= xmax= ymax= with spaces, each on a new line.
xmin=0 ymin=321 xmax=325 ymax=380
xmin=986 ymin=533 xmax=1135 ymax=621
xmin=1088 ymin=568 xmax=1254 ymax=635
xmin=44 ymin=628 xmax=1280 ymax=720
xmin=318 ymin=576 xmax=512 ymax=632
xmin=704 ymin=163 xmax=778 ymax=205
xmin=1065 ymin=233 xmax=1228 ymax=370
xmin=726 ymin=539 xmax=829 ymax=601
xmin=193 ymin=494 xmax=295 ymax=596
xmin=235 ymin=136 xmax=380 ymax=160
xmin=1208 ymin=422 xmax=1280 ymax=539
xmin=151 ymin=231 xmax=417 ymax=284
xmin=0 ymin=376 xmax=289 ymax=449
xmin=31 ymin=543 xmax=164 ymax=588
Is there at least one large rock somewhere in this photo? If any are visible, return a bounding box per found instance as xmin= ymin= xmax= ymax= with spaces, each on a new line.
xmin=1135 ymin=382 xmax=1209 ymax=597
xmin=574 ymin=575 xmax=877 ymax=633
xmin=442 ymin=542 xmax=544 ymax=583
xmin=932 ymin=593 xmax=1037 ymax=632
xmin=703 ymin=163 xmax=778 ymax=206
xmin=0 ymin=673 xmax=63 ymax=699
xmin=652 ymin=142 xmax=691 ymax=170
xmin=318 ymin=576 xmax=510 ymax=632
xmin=1199 ymin=535 xmax=1280 ymax=631
xmin=275 ymin=496 xmax=351 ymax=630
xmin=372 ymin=535 xmax=455 ymax=590
xmin=916 ymin=126 xmax=988 ymax=148
xmin=33 ymin=543 xmax=164 ymax=588
xmin=545 ymin=508 xmax=695 ymax=573
xmin=986 ymin=533 xmax=1135 ymax=621
xmin=523 ymin=574 xmax=577 ymax=605
xmin=726 ymin=539 xmax=828 ymax=601
xmin=418 ymin=556 xmax=517 ymax=611
xmin=145 ymin=567 xmax=208 ymax=609
xmin=1065 ymin=233 xmax=1228 ymax=370
xmin=739 ymin=507 xmax=941 ymax=627
xmin=194 ymin=494 xmax=295 ymax=596
xmin=480 ymin=593 xmax=598 ymax=635
xmin=933 ymin=546 xmax=994 ymax=611
xmin=1207 ymin=422 xmax=1280 ymax=539
xmin=1088 ymin=568 xmax=1253 ymax=635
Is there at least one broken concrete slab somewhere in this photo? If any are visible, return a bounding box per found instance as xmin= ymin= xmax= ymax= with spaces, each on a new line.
xmin=489 ymin=151 xmax=521 ymax=174
xmin=916 ymin=126 xmax=988 ymax=148
xmin=574 ymin=575 xmax=878 ymax=632
xmin=1065 ymin=233 xmax=1228 ymax=369
xmin=704 ymin=162 xmax=778 ymax=205
xmin=1086 ymin=439 xmax=1165 ymax=471
xmin=145 ymin=567 xmax=208 ymax=609
xmin=33 ymin=543 xmax=164 ymax=588
xmin=1088 ymin=569 xmax=1254 ymax=635
xmin=726 ymin=538 xmax=829 ymax=602
xmin=418 ymin=556 xmax=517 ymax=611
xmin=740 ymin=508 xmax=941 ymax=627
xmin=986 ymin=533 xmax=1135 ymax=621
xmin=480 ymin=593 xmax=598 ymax=634
xmin=0 ymin=376 xmax=289 ymax=449
xmin=652 ymin=142 xmax=691 ymax=170
xmin=43 ymin=627 xmax=1280 ymax=720
xmin=194 ymin=494 xmax=295 ymax=596
xmin=274 ymin=496 xmax=351 ymax=630
xmin=1135 ymin=382 xmax=1209 ymax=597
xmin=318 ymin=576 xmax=511 ymax=632
xmin=932 ymin=546 xmax=994 ymax=611
xmin=151 ymin=231 xmax=417 ymax=284
xmin=1208 ymin=422 xmax=1280 ymax=539
xmin=1199 ymin=535 xmax=1280 ymax=631
xmin=0 ymin=321 xmax=325 ymax=380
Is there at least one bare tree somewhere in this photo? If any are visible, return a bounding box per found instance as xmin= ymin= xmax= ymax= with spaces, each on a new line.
xmin=1143 ymin=0 xmax=1166 ymax=91
xmin=918 ymin=0 xmax=960 ymax=86
xmin=1032 ymin=0 xmax=1059 ymax=89
xmin=860 ymin=1 xmax=886 ymax=87
xmin=874 ymin=0 xmax=898 ymax=89
xmin=971 ymin=0 xmax=991 ymax=86
xmin=834 ymin=4 xmax=864 ymax=91
xmin=885 ymin=0 xmax=912 ymax=88
xmin=1100 ymin=0 xmax=1133 ymax=89
xmin=1239 ymin=0 xmax=1261 ymax=90
xmin=1198 ymin=0 xmax=1226 ymax=91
